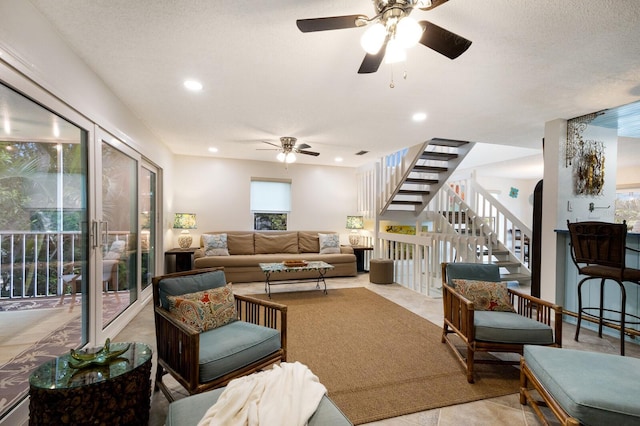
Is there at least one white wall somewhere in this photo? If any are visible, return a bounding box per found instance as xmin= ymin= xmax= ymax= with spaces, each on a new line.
xmin=475 ymin=175 xmax=539 ymax=228
xmin=171 ymin=155 xmax=358 ymax=246
xmin=541 ymin=119 xmax=619 ymax=303
xmin=557 ymin=125 xmax=618 ymax=227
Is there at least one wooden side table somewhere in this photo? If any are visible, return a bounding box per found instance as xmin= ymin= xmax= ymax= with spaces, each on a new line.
xmin=165 ymin=247 xmax=198 ymax=273
xmin=29 ymin=342 xmax=152 ymax=425
xmin=351 ymin=246 xmax=373 ymax=272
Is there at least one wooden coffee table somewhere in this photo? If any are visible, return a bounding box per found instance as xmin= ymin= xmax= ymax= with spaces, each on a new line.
xmin=259 ymin=261 xmax=334 ymax=297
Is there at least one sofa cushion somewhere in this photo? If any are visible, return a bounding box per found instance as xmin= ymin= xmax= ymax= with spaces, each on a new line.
xmin=227 ymin=233 xmax=255 ymax=255
xmin=318 ymin=233 xmax=340 ymax=254
xmin=475 ymin=311 xmax=553 ymax=344
xmin=167 ymin=285 xmax=236 ymax=332
xmin=524 ymin=345 xmax=640 ymax=426
xmin=255 ymin=232 xmax=298 ymax=254
xmin=452 ymin=279 xmax=515 ymax=312
xmin=203 ymin=234 xmax=230 ymax=256
xmin=158 ymin=269 xmax=227 ymax=309
xmin=299 ymin=232 xmax=320 ymax=253
xmin=199 ymin=321 xmax=281 ymax=384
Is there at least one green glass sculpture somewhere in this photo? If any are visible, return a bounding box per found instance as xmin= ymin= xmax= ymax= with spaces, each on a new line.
xmin=69 ymin=338 xmax=131 ymax=369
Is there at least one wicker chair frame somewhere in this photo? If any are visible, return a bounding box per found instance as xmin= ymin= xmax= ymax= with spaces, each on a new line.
xmin=152 ymin=267 xmax=287 ymax=401
xmin=441 ymin=262 xmax=562 ymax=383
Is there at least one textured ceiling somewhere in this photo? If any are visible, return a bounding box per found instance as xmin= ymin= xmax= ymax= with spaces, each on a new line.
xmin=28 ymin=0 xmax=640 ymax=171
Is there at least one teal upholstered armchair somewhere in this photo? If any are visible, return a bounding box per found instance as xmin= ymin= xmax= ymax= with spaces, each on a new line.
xmin=152 ymin=267 xmax=287 ymax=401
xmin=441 ymin=262 xmax=562 ymax=383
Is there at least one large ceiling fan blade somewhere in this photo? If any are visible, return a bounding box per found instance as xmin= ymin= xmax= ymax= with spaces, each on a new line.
xmin=419 ymin=0 xmax=449 ymax=11
xmin=297 ymin=150 xmax=320 ymax=157
xmin=261 ymin=141 xmax=282 ymax=148
xmin=296 ymin=15 xmax=366 ymax=32
xmin=357 ymin=40 xmax=388 ymax=74
xmin=418 ymin=20 xmax=472 ymax=59
xmin=295 ymin=143 xmax=311 ymax=150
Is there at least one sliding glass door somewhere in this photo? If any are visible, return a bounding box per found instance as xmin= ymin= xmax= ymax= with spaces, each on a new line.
xmin=0 ymin=81 xmax=89 ymax=418
xmin=99 ymin=136 xmax=138 ymax=328
xmin=0 ymin=68 xmax=161 ymax=421
xmin=140 ymin=165 xmax=157 ymax=291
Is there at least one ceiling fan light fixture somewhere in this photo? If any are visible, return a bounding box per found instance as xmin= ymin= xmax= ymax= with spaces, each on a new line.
xmin=277 ymin=151 xmax=297 ymax=163
xmin=360 ymin=22 xmax=386 ymax=54
xmin=395 ymin=17 xmax=423 ymax=49
xmin=384 ymin=39 xmax=407 ymax=64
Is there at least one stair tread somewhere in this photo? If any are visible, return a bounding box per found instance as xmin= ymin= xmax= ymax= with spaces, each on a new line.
xmin=391 ymin=200 xmax=422 ymax=205
xmin=492 ymin=260 xmax=521 ymax=267
xmin=421 ymin=152 xmax=458 ymax=160
xmin=429 ymin=138 xmax=470 ymax=148
xmin=398 ymin=189 xmax=430 ymax=195
xmin=412 ymin=165 xmax=448 ymax=173
xmin=404 ymin=178 xmax=439 ymax=184
xmin=500 ymin=273 xmax=531 ymax=280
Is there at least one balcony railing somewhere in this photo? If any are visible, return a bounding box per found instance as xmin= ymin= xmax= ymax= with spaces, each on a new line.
xmin=0 ymin=231 xmax=81 ymax=300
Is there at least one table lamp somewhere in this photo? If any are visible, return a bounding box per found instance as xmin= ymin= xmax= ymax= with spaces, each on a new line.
xmin=173 ymin=213 xmax=196 ymax=248
xmin=346 ymin=215 xmax=364 ymax=246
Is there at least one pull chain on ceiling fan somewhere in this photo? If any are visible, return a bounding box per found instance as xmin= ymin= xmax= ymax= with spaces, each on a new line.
xmin=296 ymin=0 xmax=471 ymax=74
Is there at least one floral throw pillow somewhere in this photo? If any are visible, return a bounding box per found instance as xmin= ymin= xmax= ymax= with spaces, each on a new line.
xmin=167 ymin=284 xmax=236 ymax=332
xmin=203 ymin=233 xmax=230 ymax=256
xmin=452 ymin=279 xmax=515 ymax=312
xmin=318 ymin=233 xmax=340 ymax=254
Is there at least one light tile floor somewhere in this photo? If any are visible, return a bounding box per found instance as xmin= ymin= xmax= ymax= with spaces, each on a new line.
xmin=115 ymin=274 xmax=640 ymax=426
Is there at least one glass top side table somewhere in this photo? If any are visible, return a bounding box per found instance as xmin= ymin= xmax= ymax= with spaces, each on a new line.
xmin=29 ymin=342 xmax=152 ymax=425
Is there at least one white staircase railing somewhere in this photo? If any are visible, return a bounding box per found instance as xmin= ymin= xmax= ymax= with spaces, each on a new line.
xmin=355 ymin=148 xmax=532 ymax=297
xmin=378 ymin=143 xmax=429 ymax=214
xmin=448 ymin=177 xmax=532 ymax=267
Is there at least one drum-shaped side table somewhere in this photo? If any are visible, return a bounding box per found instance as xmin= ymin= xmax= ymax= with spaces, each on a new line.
xmin=29 ymin=342 xmax=152 ymax=426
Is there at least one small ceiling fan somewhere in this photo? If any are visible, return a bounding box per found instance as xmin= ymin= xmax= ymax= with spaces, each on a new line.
xmin=258 ymin=137 xmax=320 ymax=163
xmin=296 ymin=0 xmax=472 ymax=74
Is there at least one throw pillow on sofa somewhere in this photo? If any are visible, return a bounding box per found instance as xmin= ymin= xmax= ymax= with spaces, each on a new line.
xmin=318 ymin=233 xmax=340 ymax=254
xmin=203 ymin=233 xmax=230 ymax=256
xmin=167 ymin=284 xmax=236 ymax=332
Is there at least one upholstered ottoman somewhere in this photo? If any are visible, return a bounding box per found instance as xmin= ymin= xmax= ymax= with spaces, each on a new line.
xmin=520 ymin=345 xmax=640 ymax=425
xmin=369 ymin=259 xmax=394 ymax=284
xmin=166 ymin=386 xmax=353 ymax=425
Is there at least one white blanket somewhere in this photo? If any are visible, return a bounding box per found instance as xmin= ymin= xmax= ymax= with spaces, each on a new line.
xmin=197 ymin=362 xmax=327 ymax=426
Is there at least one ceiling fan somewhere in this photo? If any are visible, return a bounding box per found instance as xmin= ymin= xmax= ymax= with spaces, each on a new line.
xmin=296 ymin=0 xmax=472 ymax=74
xmin=258 ymin=137 xmax=320 ymax=163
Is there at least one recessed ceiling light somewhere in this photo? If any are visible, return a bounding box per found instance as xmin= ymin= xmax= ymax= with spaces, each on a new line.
xmin=335 ymin=157 xmax=343 ymax=162
xmin=412 ymin=112 xmax=427 ymax=122
xmin=208 ymin=147 xmax=218 ymax=153
xmin=184 ymin=79 xmax=203 ymax=91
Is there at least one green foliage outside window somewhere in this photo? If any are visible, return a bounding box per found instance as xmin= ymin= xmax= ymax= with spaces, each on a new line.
xmin=254 ymin=213 xmax=287 ymax=230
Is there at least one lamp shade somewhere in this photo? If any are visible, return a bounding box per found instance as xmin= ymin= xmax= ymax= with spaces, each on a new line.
xmin=173 ymin=213 xmax=197 ymax=229
xmin=174 ymin=213 xmax=196 ymax=248
xmin=384 ymin=39 xmax=407 ymax=64
xmin=360 ymin=22 xmax=386 ymax=54
xmin=395 ymin=17 xmax=423 ymax=49
xmin=346 ymin=215 xmax=364 ymax=230
xmin=277 ymin=152 xmax=297 ymax=163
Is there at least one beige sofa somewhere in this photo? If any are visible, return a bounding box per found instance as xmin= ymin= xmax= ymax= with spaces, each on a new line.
xmin=193 ymin=231 xmax=357 ymax=283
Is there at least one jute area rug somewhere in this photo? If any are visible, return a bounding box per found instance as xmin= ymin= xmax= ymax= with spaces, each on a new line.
xmin=252 ymin=287 xmax=520 ymax=425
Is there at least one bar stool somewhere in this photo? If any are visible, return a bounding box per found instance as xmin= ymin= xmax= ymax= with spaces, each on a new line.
xmin=567 ymin=220 xmax=640 ymax=355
